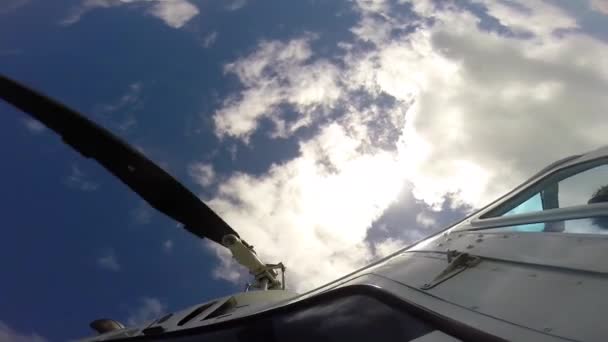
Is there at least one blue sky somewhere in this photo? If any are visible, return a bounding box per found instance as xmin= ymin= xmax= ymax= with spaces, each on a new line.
xmin=1 ymin=0 xmax=608 ymax=341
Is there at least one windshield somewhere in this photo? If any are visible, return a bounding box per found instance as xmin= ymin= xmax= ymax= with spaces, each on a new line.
xmin=483 ymin=159 xmax=608 ymax=220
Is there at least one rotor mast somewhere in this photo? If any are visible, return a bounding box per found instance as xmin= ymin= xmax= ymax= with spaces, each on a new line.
xmin=222 ymin=234 xmax=285 ymax=290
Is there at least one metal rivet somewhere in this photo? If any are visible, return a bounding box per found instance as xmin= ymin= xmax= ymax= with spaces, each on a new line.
xmin=470 ymin=305 xmax=479 ymax=310
xmin=447 ymin=238 xmax=452 ymax=241
xmin=577 ymin=281 xmax=583 ymax=285
xmin=491 ymin=267 xmax=499 ymax=271
xmin=476 ymin=238 xmax=483 ymax=243
xmin=478 ymin=234 xmax=483 ymax=238
xmin=502 ymin=235 xmax=509 ymax=238
xmin=458 ymin=234 xmax=463 ymax=237
xmin=543 ymin=328 xmax=552 ymax=333
xmin=437 ymin=243 xmax=443 ymax=247
xmin=529 ymin=274 xmax=537 ymax=278
xmin=466 ymin=244 xmax=474 ymax=249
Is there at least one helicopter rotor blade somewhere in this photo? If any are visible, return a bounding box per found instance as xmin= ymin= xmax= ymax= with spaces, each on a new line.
xmin=0 ymin=74 xmax=239 ymax=245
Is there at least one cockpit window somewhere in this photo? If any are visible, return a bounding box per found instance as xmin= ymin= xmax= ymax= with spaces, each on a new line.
xmin=503 ymin=193 xmax=543 ymax=216
xmin=484 ymin=160 xmax=608 ymax=219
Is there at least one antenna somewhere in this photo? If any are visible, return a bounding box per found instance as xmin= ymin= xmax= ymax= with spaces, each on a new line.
xmin=222 ymin=234 xmax=286 ymax=290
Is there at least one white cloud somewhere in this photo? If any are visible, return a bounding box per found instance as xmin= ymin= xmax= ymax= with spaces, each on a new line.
xmin=374 ymin=237 xmax=406 ymax=258
xmin=353 ymin=0 xmax=391 ymax=13
xmin=127 ymin=297 xmax=165 ymax=326
xmin=206 ymin=0 xmax=608 ymax=293
xmin=0 ymin=321 xmax=47 ymax=342
xmin=415 ymin=211 xmax=437 ymax=228
xmin=391 ymin=1 xmax=607 ymax=209
xmin=472 ymin=0 xmax=577 ymax=37
xmin=101 ymin=81 xmax=142 ymax=132
xmin=163 ymin=239 xmax=173 ymax=253
xmin=590 ymin=0 xmax=608 ymax=14
xmin=350 ymin=0 xmax=414 ymax=45
xmin=21 ymin=118 xmax=45 ymax=133
xmin=188 ymin=162 xmax=215 ymax=187
xmin=340 ymin=0 xmax=608 ymax=210
xmin=213 ymin=36 xmax=343 ymax=141
xmin=103 ymin=82 xmax=142 ymax=113
xmin=65 ymin=164 xmax=99 ymax=191
xmin=147 ymin=0 xmax=199 ymax=28
xmin=61 ymin=0 xmax=118 ymax=26
xmin=62 ymin=0 xmax=199 ymax=28
xmin=202 ymin=31 xmax=218 ymax=48
xmin=225 ymin=0 xmax=247 ymax=11
xmin=97 ymin=250 xmax=121 ymax=271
